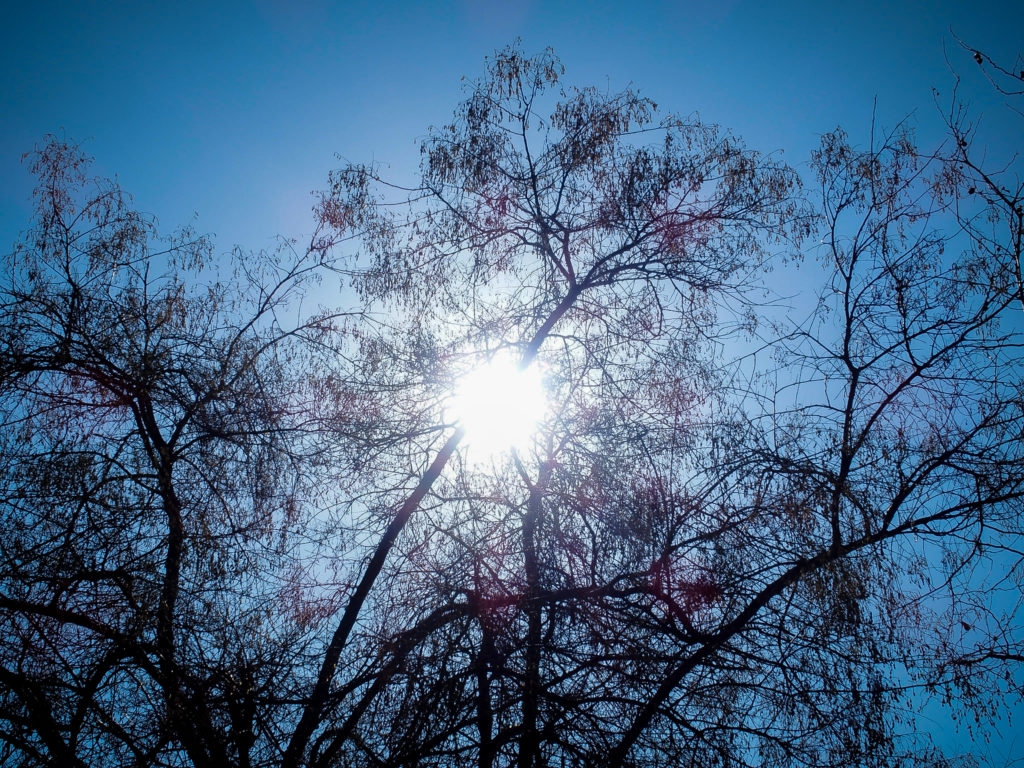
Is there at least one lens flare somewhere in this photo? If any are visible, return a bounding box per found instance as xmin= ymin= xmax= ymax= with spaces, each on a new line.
xmin=448 ymin=354 xmax=547 ymax=459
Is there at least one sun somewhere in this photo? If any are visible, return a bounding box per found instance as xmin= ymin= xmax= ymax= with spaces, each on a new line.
xmin=447 ymin=353 xmax=548 ymax=459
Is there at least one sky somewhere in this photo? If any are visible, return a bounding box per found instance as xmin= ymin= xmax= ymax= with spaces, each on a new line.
xmin=2 ymin=0 xmax=1021 ymax=254
xmin=2 ymin=0 xmax=1022 ymax=763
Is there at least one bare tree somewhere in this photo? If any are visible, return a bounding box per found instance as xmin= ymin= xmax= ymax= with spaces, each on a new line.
xmin=1 ymin=43 xmax=1021 ymax=768
xmin=944 ymin=41 xmax=1024 ymax=315
xmin=0 ymin=137 xmax=357 ymax=767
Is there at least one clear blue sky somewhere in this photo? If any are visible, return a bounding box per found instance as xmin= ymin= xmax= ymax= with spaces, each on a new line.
xmin=2 ymin=0 xmax=1021 ymax=763
xmin=1 ymin=0 xmax=1020 ymax=252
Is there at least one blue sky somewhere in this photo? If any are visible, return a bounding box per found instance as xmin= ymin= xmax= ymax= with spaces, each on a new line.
xmin=2 ymin=0 xmax=1021 ymax=763
xmin=1 ymin=0 xmax=1020 ymax=253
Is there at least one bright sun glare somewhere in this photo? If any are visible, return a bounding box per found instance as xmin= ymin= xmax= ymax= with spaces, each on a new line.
xmin=448 ymin=354 xmax=547 ymax=459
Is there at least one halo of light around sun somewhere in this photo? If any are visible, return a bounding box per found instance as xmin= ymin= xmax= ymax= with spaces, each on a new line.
xmin=447 ymin=354 xmax=548 ymax=459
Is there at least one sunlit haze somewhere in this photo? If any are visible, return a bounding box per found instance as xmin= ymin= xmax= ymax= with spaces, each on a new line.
xmin=448 ymin=355 xmax=547 ymax=459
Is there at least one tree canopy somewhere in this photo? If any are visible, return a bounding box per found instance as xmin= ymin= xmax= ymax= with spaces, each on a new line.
xmin=1 ymin=44 xmax=1022 ymax=768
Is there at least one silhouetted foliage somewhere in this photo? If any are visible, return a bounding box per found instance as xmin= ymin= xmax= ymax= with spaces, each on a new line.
xmin=0 ymin=44 xmax=1021 ymax=768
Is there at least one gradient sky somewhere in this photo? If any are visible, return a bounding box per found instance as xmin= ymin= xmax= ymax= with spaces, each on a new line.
xmin=2 ymin=0 xmax=1021 ymax=252
xmin=2 ymin=0 xmax=1022 ymax=763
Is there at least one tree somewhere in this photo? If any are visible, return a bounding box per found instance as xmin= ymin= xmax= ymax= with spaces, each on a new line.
xmin=0 ymin=138 xmax=356 ymax=766
xmin=1 ymin=44 xmax=1021 ymax=768
xmin=289 ymin=45 xmax=805 ymax=768
xmin=945 ymin=40 xmax=1024 ymax=314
